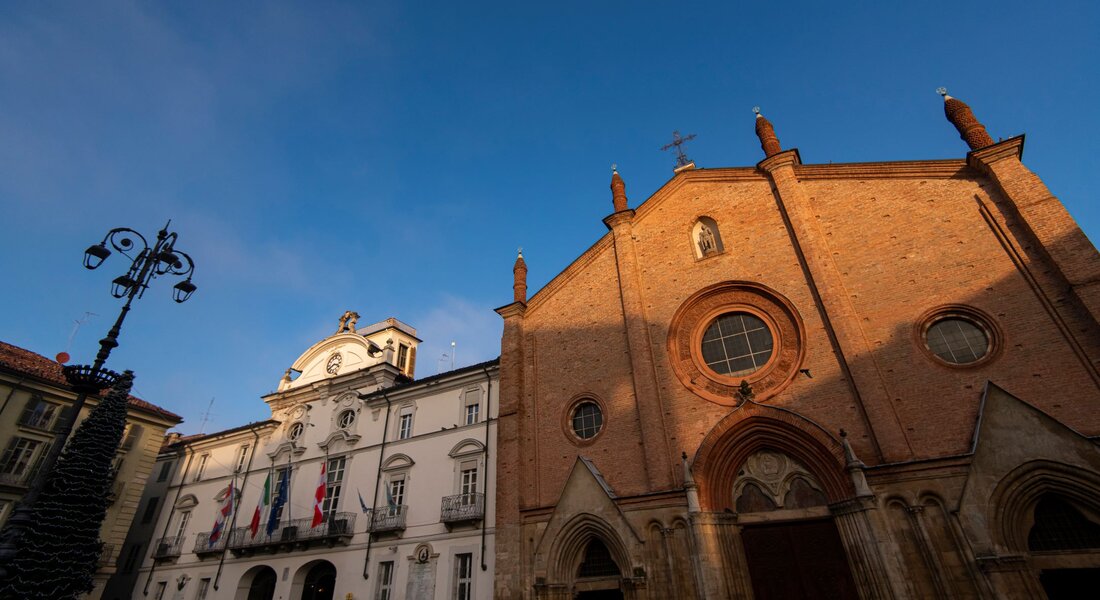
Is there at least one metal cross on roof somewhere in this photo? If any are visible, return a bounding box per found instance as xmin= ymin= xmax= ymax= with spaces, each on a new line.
xmin=661 ymin=130 xmax=697 ymax=168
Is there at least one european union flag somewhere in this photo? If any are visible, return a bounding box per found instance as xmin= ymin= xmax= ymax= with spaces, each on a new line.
xmin=266 ymin=467 xmax=290 ymax=537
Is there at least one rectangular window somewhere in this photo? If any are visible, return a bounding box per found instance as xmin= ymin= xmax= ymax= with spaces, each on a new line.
xmin=122 ymin=543 xmax=143 ymax=573
xmin=194 ymin=577 xmax=211 ymax=600
xmin=397 ymin=409 xmax=413 ymax=440
xmin=463 ymin=389 xmax=480 ymax=425
xmin=453 ymin=553 xmax=473 ymax=600
xmin=157 ymin=460 xmax=172 ymax=482
xmin=194 ymin=454 xmax=209 ymax=481
xmin=18 ymin=397 xmax=57 ymax=430
xmin=397 ymin=344 xmax=409 ymax=371
xmin=154 ymin=581 xmax=167 ymax=600
xmin=235 ymin=444 xmax=250 ymax=473
xmin=141 ymin=497 xmax=160 ymax=524
xmin=375 ymin=561 xmax=394 ymax=600
xmin=174 ymin=511 xmax=191 ymax=540
xmin=460 ymin=464 xmax=479 ymax=499
xmin=388 ymin=478 xmax=405 ymax=512
xmin=0 ymin=437 xmax=41 ymax=476
xmin=323 ymin=456 xmax=346 ymax=521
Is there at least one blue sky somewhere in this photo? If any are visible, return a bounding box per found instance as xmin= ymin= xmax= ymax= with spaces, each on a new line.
xmin=2 ymin=1 xmax=1097 ymax=433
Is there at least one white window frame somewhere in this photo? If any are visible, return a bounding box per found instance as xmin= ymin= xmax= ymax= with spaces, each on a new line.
xmin=194 ymin=577 xmax=211 ymax=600
xmin=235 ymin=444 xmax=250 ymax=473
xmin=0 ymin=437 xmax=41 ymax=476
xmin=375 ymin=561 xmax=395 ymax=600
xmin=396 ymin=405 xmax=414 ymax=440
xmin=174 ymin=510 xmax=191 ymax=540
xmin=462 ymin=387 xmax=481 ymax=426
xmin=193 ymin=454 xmax=209 ymax=482
xmin=323 ymin=455 xmax=347 ymax=521
xmin=452 ymin=552 xmax=474 ymax=600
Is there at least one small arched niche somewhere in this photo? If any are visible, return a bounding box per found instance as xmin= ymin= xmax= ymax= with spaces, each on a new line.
xmin=692 ymin=216 xmax=724 ymax=259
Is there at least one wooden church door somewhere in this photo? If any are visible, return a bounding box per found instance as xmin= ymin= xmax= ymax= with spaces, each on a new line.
xmin=741 ymin=519 xmax=859 ymax=599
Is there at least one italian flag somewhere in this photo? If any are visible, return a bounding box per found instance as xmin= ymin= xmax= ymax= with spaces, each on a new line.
xmin=249 ymin=472 xmax=271 ymax=538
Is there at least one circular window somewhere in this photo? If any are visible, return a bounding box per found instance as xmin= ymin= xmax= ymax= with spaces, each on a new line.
xmin=288 ymin=422 xmax=305 ymax=441
xmin=337 ymin=410 xmax=356 ymax=429
xmin=925 ymin=317 xmax=990 ymax=364
xmin=701 ymin=312 xmax=774 ymax=377
xmin=570 ymin=401 xmax=603 ymax=440
xmin=668 ymin=282 xmax=805 ymax=406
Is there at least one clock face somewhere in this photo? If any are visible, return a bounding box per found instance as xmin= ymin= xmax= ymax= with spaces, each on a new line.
xmin=326 ymin=353 xmax=342 ymax=375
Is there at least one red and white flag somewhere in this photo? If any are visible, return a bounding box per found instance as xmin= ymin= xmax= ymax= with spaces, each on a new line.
xmin=209 ymin=481 xmax=234 ymax=545
xmin=311 ymin=460 xmax=326 ymax=528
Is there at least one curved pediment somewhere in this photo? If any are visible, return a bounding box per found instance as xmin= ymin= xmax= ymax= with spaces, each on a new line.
xmin=382 ymin=453 xmax=415 ymax=471
xmin=279 ymin=333 xmax=384 ymax=391
xmin=449 ymin=439 xmax=485 ymax=458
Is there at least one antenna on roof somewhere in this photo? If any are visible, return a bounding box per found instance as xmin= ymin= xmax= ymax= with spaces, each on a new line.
xmin=198 ymin=397 xmax=215 ymax=434
xmin=451 ymin=341 xmax=456 ymax=370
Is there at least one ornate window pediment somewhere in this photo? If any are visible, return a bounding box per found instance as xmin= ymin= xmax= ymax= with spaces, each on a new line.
xmin=732 ymin=450 xmax=827 ymax=513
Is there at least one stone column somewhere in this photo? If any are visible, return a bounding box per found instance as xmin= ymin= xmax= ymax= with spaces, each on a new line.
xmin=832 ymin=499 xmax=897 ymax=599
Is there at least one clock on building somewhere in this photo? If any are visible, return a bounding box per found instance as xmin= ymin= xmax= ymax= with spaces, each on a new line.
xmin=326 ymin=352 xmax=342 ymax=375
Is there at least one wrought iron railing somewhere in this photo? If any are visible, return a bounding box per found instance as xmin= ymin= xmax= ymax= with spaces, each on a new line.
xmin=441 ymin=493 xmax=484 ymax=523
xmin=0 ymin=472 xmax=30 ymax=488
xmin=97 ymin=543 xmax=115 ymax=567
xmin=193 ymin=530 xmax=230 ymax=555
xmin=227 ymin=512 xmax=356 ymax=551
xmin=151 ymin=536 xmax=183 ymax=559
xmin=368 ymin=505 xmax=407 ymax=533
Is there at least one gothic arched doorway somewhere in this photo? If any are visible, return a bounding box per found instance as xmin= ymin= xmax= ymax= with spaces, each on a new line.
xmin=1028 ymin=494 xmax=1100 ymax=598
xmin=235 ymin=565 xmax=277 ymax=600
xmin=573 ymin=539 xmax=624 ymax=600
xmin=299 ymin=560 xmax=337 ymax=600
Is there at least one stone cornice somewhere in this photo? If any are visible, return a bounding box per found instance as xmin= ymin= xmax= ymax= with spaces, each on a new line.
xmin=602 ymin=209 xmax=635 ymax=231
xmin=756 ymin=148 xmax=802 ymax=172
xmin=494 ymin=301 xmax=527 ymax=319
xmin=796 ymin=159 xmax=971 ymax=180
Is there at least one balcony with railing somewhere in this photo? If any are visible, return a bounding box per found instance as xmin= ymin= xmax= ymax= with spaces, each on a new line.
xmin=441 ymin=493 xmax=484 ymax=525
xmin=193 ymin=530 xmax=230 ymax=557
xmin=0 ymin=471 xmax=31 ymax=489
xmin=97 ymin=543 xmax=116 ymax=568
xmin=226 ymin=512 xmax=356 ymax=555
xmin=152 ymin=536 xmax=183 ymax=560
xmin=368 ymin=505 xmax=407 ymax=534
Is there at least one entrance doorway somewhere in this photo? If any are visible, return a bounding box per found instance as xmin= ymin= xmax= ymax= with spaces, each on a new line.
xmin=576 ymin=591 xmax=624 ymax=600
xmin=300 ymin=561 xmax=337 ymax=600
xmin=246 ymin=567 xmax=277 ymax=600
xmin=741 ymin=519 xmax=858 ymax=599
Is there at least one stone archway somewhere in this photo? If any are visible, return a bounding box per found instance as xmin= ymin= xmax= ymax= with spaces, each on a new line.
xmin=234 ymin=565 xmax=277 ymax=600
xmin=690 ymin=405 xmax=893 ymax=599
xmin=540 ymin=514 xmax=637 ymax=600
xmin=988 ymin=460 xmax=1100 ymax=598
xmin=291 ymin=559 xmax=337 ymax=600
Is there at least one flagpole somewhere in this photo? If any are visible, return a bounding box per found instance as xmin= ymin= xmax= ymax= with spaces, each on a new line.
xmin=214 ymin=427 xmax=260 ymax=591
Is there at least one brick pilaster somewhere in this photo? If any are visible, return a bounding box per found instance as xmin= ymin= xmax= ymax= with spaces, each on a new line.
xmin=494 ymin=301 xmax=526 ymax=599
xmin=969 ymin=136 xmax=1100 ymax=328
xmin=603 ymin=209 xmax=676 ymax=490
xmin=758 ymin=149 xmax=913 ymax=463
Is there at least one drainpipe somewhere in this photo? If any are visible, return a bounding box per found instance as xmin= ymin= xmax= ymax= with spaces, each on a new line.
xmin=362 ymin=391 xmax=392 ymax=579
xmin=143 ymin=444 xmax=193 ymax=595
xmin=213 ymin=426 xmax=261 ymax=590
xmin=480 ymin=366 xmax=493 ymax=571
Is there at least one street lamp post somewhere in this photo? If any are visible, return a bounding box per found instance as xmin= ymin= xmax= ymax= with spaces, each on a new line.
xmin=0 ymin=222 xmax=196 ymax=573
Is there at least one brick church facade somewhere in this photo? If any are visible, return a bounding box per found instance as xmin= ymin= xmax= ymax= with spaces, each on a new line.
xmin=492 ymin=93 xmax=1100 ymax=599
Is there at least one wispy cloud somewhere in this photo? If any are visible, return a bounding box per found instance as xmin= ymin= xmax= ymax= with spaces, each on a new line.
xmin=409 ymin=294 xmax=502 ymax=375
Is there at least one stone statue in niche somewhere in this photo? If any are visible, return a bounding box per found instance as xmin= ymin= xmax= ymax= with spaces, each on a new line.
xmin=698 ymin=223 xmax=717 ymax=256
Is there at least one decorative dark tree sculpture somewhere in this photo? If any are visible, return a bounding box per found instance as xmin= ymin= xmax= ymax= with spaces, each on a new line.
xmin=0 ymin=371 xmax=134 ymax=599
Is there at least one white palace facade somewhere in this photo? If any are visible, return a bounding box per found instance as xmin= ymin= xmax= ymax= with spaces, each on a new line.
xmin=125 ymin=314 xmax=498 ymax=600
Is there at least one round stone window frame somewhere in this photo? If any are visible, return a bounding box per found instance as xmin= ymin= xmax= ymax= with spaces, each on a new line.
xmin=915 ymin=305 xmax=1002 ymax=369
xmin=561 ymin=394 xmax=607 ymax=446
xmin=288 ymin=421 xmax=305 ymax=442
xmin=668 ymin=282 xmax=805 ymax=406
